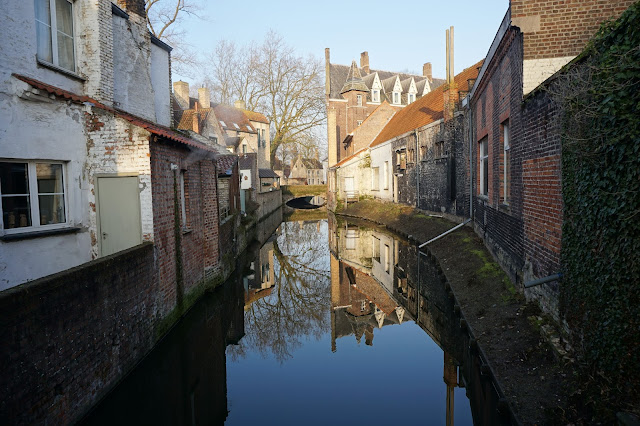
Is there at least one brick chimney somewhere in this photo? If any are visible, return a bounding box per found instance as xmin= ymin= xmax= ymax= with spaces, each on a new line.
xmin=192 ymin=102 xmax=200 ymax=134
xmin=360 ymin=51 xmax=370 ymax=74
xmin=423 ymin=62 xmax=432 ymax=82
xmin=117 ymin=0 xmax=146 ymax=18
xmin=198 ymin=87 xmax=210 ymax=108
xmin=234 ymin=99 xmax=246 ymax=110
xmin=173 ymin=81 xmax=190 ymax=110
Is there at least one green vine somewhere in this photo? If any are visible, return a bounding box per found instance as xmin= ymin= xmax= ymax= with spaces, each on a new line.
xmin=556 ymin=2 xmax=640 ymax=417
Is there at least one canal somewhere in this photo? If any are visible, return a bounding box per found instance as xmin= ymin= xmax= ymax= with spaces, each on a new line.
xmin=82 ymin=212 xmax=509 ymax=425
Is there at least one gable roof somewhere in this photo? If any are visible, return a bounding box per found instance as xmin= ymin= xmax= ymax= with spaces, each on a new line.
xmin=242 ymin=109 xmax=269 ymax=124
xmin=176 ymin=108 xmax=212 ymax=131
xmin=13 ymin=73 xmax=217 ymax=154
xmin=216 ymin=155 xmax=238 ymax=176
xmin=212 ymin=104 xmax=256 ymax=133
xmin=259 ymin=168 xmax=279 ymax=178
xmin=371 ymin=60 xmax=483 ymax=147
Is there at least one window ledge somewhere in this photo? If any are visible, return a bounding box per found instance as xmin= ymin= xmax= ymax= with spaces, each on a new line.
xmin=182 ymin=228 xmax=193 ymax=235
xmin=0 ymin=226 xmax=82 ymax=242
xmin=37 ymin=59 xmax=85 ymax=82
xmin=477 ymin=195 xmax=489 ymax=202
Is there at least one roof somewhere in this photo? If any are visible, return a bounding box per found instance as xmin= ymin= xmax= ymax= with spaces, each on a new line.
xmin=216 ymin=155 xmax=238 ymax=176
xmin=176 ymin=108 xmax=212 ymax=131
xmin=13 ymin=73 xmax=217 ymax=153
xmin=238 ymin=154 xmax=255 ymax=169
xmin=242 ymin=109 xmax=269 ymax=124
xmin=213 ymin=104 xmax=257 ymax=133
xmin=259 ymin=168 xmax=279 ymax=178
xmin=371 ymin=60 xmax=483 ymax=147
xmin=340 ymin=61 xmax=370 ymax=94
xmin=301 ymin=158 xmax=323 ymax=169
xmin=329 ymin=63 xmax=445 ymax=99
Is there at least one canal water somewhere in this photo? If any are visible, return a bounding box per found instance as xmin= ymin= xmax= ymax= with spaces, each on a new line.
xmin=83 ymin=213 xmax=509 ymax=425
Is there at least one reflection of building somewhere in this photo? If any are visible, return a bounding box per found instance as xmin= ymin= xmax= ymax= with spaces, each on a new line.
xmin=243 ymin=239 xmax=276 ymax=310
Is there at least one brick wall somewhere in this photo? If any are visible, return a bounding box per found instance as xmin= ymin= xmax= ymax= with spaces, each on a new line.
xmin=0 ymin=243 xmax=156 ymax=424
xmin=511 ymin=0 xmax=635 ymax=60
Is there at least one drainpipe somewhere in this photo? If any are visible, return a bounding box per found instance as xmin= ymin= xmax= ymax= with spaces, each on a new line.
xmin=415 ymin=129 xmax=420 ymax=209
xmin=524 ymin=273 xmax=562 ymax=288
xmin=419 ymin=218 xmax=471 ymax=248
xmin=467 ymin=97 xmax=474 ymax=221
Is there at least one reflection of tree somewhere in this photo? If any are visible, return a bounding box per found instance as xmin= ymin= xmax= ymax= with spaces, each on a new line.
xmin=228 ymin=221 xmax=331 ymax=362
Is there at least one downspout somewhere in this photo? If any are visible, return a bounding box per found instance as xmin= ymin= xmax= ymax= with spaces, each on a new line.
xmin=415 ymin=129 xmax=419 ymax=209
xmin=467 ymin=97 xmax=474 ymax=221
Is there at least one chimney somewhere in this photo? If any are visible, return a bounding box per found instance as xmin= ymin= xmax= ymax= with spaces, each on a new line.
xmin=117 ymin=0 xmax=146 ymax=18
xmin=192 ymin=105 xmax=200 ymax=134
xmin=325 ymin=48 xmax=331 ymax=97
xmin=234 ymin=99 xmax=246 ymax=110
xmin=198 ymin=87 xmax=210 ymax=108
xmin=173 ymin=81 xmax=190 ymax=110
xmin=360 ymin=51 xmax=370 ymax=74
xmin=423 ymin=62 xmax=432 ymax=82
xmin=444 ymin=26 xmax=458 ymax=122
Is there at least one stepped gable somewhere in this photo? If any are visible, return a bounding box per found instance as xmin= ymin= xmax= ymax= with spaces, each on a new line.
xmin=371 ymin=60 xmax=483 ymax=147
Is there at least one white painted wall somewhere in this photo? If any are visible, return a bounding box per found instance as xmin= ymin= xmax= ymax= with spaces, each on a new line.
xmin=370 ymin=141 xmax=394 ymax=202
xmin=150 ymin=43 xmax=171 ymax=127
xmin=523 ymin=56 xmax=574 ymax=96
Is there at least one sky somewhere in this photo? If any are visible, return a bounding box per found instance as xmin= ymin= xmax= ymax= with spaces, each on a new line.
xmin=172 ymin=0 xmax=509 ymax=84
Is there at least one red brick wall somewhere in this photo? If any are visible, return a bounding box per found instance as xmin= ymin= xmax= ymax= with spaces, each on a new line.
xmin=0 ymin=244 xmax=156 ymax=424
xmin=510 ymin=0 xmax=635 ymax=60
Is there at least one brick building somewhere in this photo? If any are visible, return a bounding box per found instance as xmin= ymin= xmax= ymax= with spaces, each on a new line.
xmin=468 ymin=0 xmax=636 ymax=316
xmin=326 ymin=49 xmax=445 ymax=167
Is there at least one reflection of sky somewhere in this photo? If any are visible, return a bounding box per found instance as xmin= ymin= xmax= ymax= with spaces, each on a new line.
xmin=226 ymin=220 xmax=473 ymax=425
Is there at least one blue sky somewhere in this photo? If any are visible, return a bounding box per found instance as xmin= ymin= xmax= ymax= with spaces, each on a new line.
xmin=173 ymin=0 xmax=509 ymax=84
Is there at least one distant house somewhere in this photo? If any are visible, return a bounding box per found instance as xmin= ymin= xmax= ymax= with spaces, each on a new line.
xmin=290 ymin=156 xmax=324 ymax=185
xmin=326 ymin=49 xmax=445 ymax=166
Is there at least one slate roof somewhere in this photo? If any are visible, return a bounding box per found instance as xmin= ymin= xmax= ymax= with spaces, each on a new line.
xmin=259 ymin=168 xmax=279 ymax=178
xmin=329 ymin=63 xmax=445 ymax=99
xmin=238 ymin=154 xmax=255 ymax=169
xmin=13 ymin=73 xmax=217 ymax=153
xmin=371 ymin=60 xmax=483 ymax=147
xmin=216 ymin=155 xmax=238 ymax=176
xmin=340 ymin=61 xmax=370 ymax=94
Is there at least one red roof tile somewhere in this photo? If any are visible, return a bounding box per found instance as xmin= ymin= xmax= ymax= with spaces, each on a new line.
xmin=242 ymin=109 xmax=269 ymax=124
xmin=216 ymin=155 xmax=238 ymax=176
xmin=13 ymin=73 xmax=217 ymax=153
xmin=213 ymin=104 xmax=256 ymax=133
xmin=370 ymin=61 xmax=483 ymax=147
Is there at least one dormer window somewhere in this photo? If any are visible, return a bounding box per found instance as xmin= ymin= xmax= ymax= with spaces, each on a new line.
xmin=219 ymin=120 xmax=226 ymax=127
xmin=233 ymin=123 xmax=240 ymax=130
xmin=393 ymin=92 xmax=400 ymax=105
xmin=408 ymin=93 xmax=415 ymax=103
xmin=372 ymin=90 xmax=380 ymax=103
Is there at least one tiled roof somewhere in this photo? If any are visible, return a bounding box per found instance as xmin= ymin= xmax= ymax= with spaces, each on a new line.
xmin=370 ymin=60 xmax=483 ymax=148
xmin=238 ymin=154 xmax=255 ymax=169
xmin=12 ymin=74 xmax=217 ymax=153
xmin=216 ymin=155 xmax=238 ymax=176
xmin=259 ymin=168 xmax=279 ymax=178
xmin=334 ymin=147 xmax=368 ymax=167
xmin=242 ymin=109 xmax=269 ymax=124
xmin=176 ymin=108 xmax=212 ymax=131
xmin=213 ymin=104 xmax=256 ymax=133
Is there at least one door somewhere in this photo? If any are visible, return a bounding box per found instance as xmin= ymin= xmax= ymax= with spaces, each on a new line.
xmin=97 ymin=176 xmax=142 ymax=256
xmin=344 ymin=177 xmax=355 ymax=199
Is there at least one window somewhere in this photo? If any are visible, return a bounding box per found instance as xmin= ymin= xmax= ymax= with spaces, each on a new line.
xmin=479 ymin=137 xmax=488 ymax=196
xmin=261 ymin=129 xmax=266 ymax=147
xmin=397 ymin=150 xmax=406 ymax=170
xmin=372 ymin=89 xmax=380 ymax=103
xmin=1 ymin=161 xmax=67 ymax=232
xmin=420 ymin=143 xmax=427 ymax=159
xmin=35 ymin=0 xmax=75 ymax=72
xmin=383 ymin=161 xmax=389 ymax=189
xmin=219 ymin=120 xmax=226 ymax=127
xmin=357 ymin=120 xmax=363 ymax=126
xmin=357 ymin=94 xmax=363 ymax=106
xmin=371 ymin=167 xmax=379 ymax=190
xmin=408 ymin=93 xmax=415 ymax=103
xmin=242 ymin=144 xmax=247 ymax=153
xmin=407 ymin=148 xmax=415 ymax=164
xmin=384 ymin=244 xmax=390 ymax=272
xmin=435 ymin=141 xmax=445 ymax=159
xmin=372 ymin=236 xmax=380 ymax=261
xmin=393 ymin=92 xmax=400 ymax=105
xmin=502 ymin=121 xmax=510 ymax=204
xmin=361 ymin=300 xmax=367 ymax=312
xmin=179 ymin=170 xmax=187 ymax=229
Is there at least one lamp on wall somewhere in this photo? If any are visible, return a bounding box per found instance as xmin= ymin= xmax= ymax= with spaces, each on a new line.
xmin=170 ymin=163 xmax=178 ymax=171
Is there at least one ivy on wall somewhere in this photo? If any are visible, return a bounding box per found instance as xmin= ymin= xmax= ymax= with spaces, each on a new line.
xmin=558 ymin=2 xmax=640 ymax=414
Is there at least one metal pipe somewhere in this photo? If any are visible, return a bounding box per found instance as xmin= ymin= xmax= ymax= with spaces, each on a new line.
xmin=524 ymin=273 xmax=563 ymax=289
xmin=415 ymin=130 xmax=419 ymax=209
xmin=419 ymin=218 xmax=471 ymax=248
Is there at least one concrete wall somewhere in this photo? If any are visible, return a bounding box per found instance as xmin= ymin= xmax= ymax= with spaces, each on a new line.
xmin=257 ymin=190 xmax=282 ymax=220
xmin=369 ymin=141 xmax=393 ymax=202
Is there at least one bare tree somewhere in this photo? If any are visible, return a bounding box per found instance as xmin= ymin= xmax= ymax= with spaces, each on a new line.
xmin=145 ymin=0 xmax=203 ymax=77
xmin=201 ymin=31 xmax=326 ymax=163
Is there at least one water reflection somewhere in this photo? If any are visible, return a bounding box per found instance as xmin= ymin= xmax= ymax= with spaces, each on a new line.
xmin=84 ymin=212 xmax=511 ymax=425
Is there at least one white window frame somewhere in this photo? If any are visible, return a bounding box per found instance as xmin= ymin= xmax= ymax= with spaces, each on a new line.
xmin=372 ymin=89 xmax=380 ymax=103
xmin=393 ymin=92 xmax=400 ymax=105
xmin=357 ymin=94 xmax=363 ymax=106
xmin=479 ymin=138 xmax=488 ymax=197
xmin=383 ymin=161 xmax=389 ymax=190
xmin=371 ymin=166 xmax=380 ymax=191
xmin=408 ymin=93 xmax=415 ymax=103
xmin=35 ymin=0 xmax=76 ymax=73
xmin=357 ymin=120 xmax=363 ymax=126
xmin=0 ymin=160 xmax=69 ymax=234
xmin=503 ymin=121 xmax=510 ymax=204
